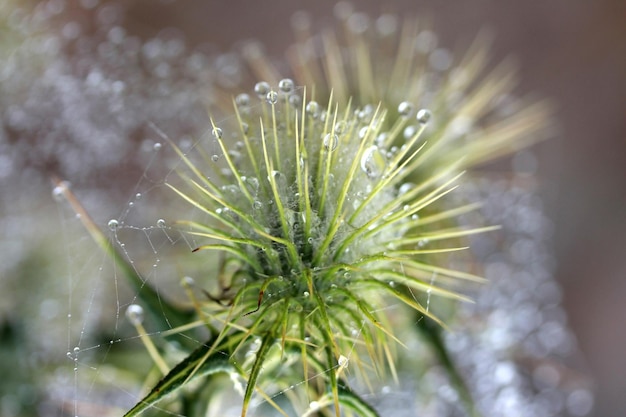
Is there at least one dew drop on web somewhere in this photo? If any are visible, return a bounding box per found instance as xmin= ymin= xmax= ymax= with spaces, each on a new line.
xmin=107 ymin=219 xmax=119 ymax=231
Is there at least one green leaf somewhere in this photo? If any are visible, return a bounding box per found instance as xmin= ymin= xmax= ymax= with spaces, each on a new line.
xmin=241 ymin=330 xmax=276 ymax=417
xmin=416 ymin=316 xmax=481 ymax=417
xmin=336 ymin=385 xmax=381 ymax=417
xmin=124 ymin=339 xmax=236 ymax=417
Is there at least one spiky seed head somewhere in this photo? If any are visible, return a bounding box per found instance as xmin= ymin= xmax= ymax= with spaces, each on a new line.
xmin=164 ymin=10 xmax=552 ymax=416
xmin=168 ymin=82 xmax=483 ymax=384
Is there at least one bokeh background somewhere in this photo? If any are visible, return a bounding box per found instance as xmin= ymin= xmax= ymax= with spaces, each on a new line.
xmin=1 ymin=1 xmax=624 ymax=416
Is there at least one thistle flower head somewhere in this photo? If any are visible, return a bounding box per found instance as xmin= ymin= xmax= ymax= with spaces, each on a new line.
xmin=122 ymin=8 xmax=552 ymax=417
xmin=167 ymin=79 xmax=490 ymax=414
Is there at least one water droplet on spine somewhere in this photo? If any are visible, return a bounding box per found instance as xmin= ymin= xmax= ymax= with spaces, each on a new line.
xmin=156 ymin=218 xmax=166 ymax=228
xmin=403 ymin=125 xmax=418 ymax=140
xmin=305 ymin=101 xmax=319 ymax=116
xmin=52 ymin=181 xmax=70 ymax=201
xmin=212 ymin=127 xmax=223 ymax=139
xmin=338 ymin=355 xmax=349 ymax=367
xmin=398 ymin=101 xmax=414 ymax=117
xmin=107 ymin=219 xmax=119 ymax=231
xmin=266 ymin=90 xmax=278 ymax=104
xmin=360 ymin=145 xmax=386 ymax=179
xmin=153 ymin=142 xmax=162 ymax=151
xmin=416 ymin=109 xmax=432 ymax=125
xmin=288 ymin=94 xmax=301 ymax=107
xmin=254 ymin=81 xmax=270 ymax=98
xmin=211 ymin=154 xmax=219 ymax=162
xmin=125 ymin=304 xmax=144 ymax=326
xmin=181 ymin=276 xmax=195 ymax=287
xmin=253 ymin=200 xmax=262 ymax=209
xmin=323 ymin=133 xmax=338 ymax=151
xmin=235 ymin=93 xmax=250 ymax=107
xmin=278 ymin=78 xmax=294 ymax=93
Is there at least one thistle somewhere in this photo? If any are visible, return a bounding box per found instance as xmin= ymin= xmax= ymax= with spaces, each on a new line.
xmin=165 ymin=77 xmax=493 ymax=412
xmin=62 ymin=8 xmax=552 ymax=417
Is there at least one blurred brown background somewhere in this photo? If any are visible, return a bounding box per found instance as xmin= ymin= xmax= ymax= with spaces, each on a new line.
xmin=120 ymin=1 xmax=626 ymax=415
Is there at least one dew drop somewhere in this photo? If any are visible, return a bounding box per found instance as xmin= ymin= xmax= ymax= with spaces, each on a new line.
xmin=309 ymin=401 xmax=320 ymax=411
xmin=52 ymin=181 xmax=70 ymax=201
xmin=266 ymin=90 xmax=278 ymax=104
xmin=334 ymin=121 xmax=346 ymax=134
xmin=357 ymin=104 xmax=374 ymax=122
xmin=253 ymin=200 xmax=263 ymax=209
xmin=305 ymin=101 xmax=319 ymax=116
xmin=323 ymin=133 xmax=338 ymax=151
xmin=156 ymin=218 xmax=166 ymax=228
xmin=278 ymin=78 xmax=294 ymax=93
xmin=360 ymin=145 xmax=386 ymax=179
xmin=153 ymin=142 xmax=162 ymax=151
xmin=125 ymin=304 xmax=144 ymax=326
xmin=416 ymin=108 xmax=432 ymax=125
xmin=358 ymin=126 xmax=369 ymax=139
xmin=73 ymin=346 xmax=80 ymax=353
xmin=254 ymin=81 xmax=270 ymax=98
xmin=235 ymin=93 xmax=250 ymax=107
xmin=241 ymin=122 xmax=249 ymax=134
xmin=211 ymin=154 xmax=219 ymax=162
xmin=288 ymin=94 xmax=302 ymax=107
xmin=398 ymin=101 xmax=414 ymax=117
xmin=403 ymin=125 xmax=418 ymax=140
xmin=107 ymin=219 xmax=119 ymax=231
xmin=303 ymin=291 xmax=310 ymax=297
xmin=398 ymin=182 xmax=414 ymax=196
xmin=338 ymin=355 xmax=349 ymax=367
xmin=181 ymin=276 xmax=195 ymax=287
xmin=212 ymin=126 xmax=223 ymax=139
